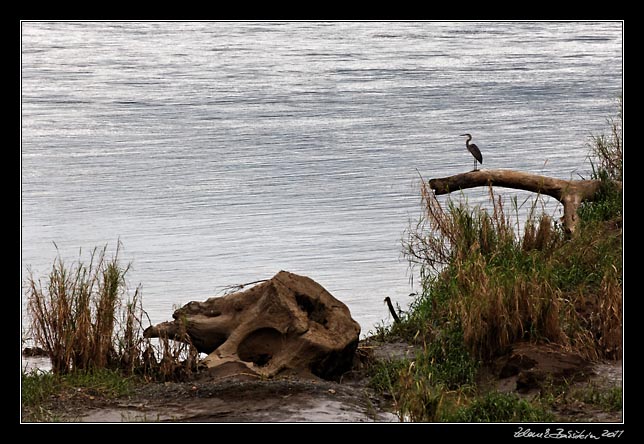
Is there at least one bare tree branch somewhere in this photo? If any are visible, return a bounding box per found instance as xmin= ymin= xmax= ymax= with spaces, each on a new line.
xmin=428 ymin=169 xmax=622 ymax=233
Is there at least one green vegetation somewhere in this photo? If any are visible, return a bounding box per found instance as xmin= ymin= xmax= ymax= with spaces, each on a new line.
xmin=370 ymin=101 xmax=622 ymax=422
xmin=22 ymin=241 xmax=202 ymax=421
xmin=579 ymin=98 xmax=623 ymax=225
xmin=536 ymin=376 xmax=623 ymax=422
xmin=398 ymin=184 xmax=621 ymax=362
xmin=24 ymin=241 xmax=200 ymax=378
xmin=26 ymin=243 xmax=142 ymax=374
xmin=573 ymin=383 xmax=623 ymax=412
xmin=447 ymin=391 xmax=554 ymax=422
xmin=21 ymin=367 xmax=140 ymax=421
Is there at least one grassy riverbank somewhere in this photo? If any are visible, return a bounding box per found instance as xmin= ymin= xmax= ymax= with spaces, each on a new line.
xmin=366 ymin=101 xmax=622 ymax=421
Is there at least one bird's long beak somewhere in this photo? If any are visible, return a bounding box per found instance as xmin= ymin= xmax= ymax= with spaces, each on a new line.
xmin=459 ymin=134 xmax=467 ymax=136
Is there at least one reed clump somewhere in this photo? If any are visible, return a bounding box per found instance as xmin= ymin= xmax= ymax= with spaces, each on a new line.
xmin=26 ymin=244 xmax=131 ymax=374
xmin=23 ymin=242 xmax=202 ymax=420
xmin=24 ymin=242 xmax=201 ymax=379
xmin=404 ymin=188 xmax=581 ymax=361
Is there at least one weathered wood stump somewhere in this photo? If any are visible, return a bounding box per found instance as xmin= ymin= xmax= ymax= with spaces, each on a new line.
xmin=144 ymin=271 xmax=361 ymax=381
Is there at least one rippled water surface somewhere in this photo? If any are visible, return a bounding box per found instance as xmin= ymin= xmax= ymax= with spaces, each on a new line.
xmin=21 ymin=21 xmax=622 ymax=335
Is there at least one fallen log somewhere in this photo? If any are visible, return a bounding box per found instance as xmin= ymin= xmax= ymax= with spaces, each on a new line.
xmin=428 ymin=169 xmax=622 ymax=233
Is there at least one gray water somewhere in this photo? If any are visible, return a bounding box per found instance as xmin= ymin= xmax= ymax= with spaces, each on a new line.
xmin=21 ymin=21 xmax=622 ymax=339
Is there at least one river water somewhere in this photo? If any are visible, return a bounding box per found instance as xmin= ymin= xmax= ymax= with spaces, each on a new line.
xmin=21 ymin=21 xmax=622 ymax=343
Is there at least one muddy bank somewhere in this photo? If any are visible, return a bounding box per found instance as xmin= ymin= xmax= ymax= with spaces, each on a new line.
xmin=98 ymin=379 xmax=396 ymax=422
xmin=39 ymin=374 xmax=397 ymax=423
xmin=22 ymin=340 xmax=622 ymax=423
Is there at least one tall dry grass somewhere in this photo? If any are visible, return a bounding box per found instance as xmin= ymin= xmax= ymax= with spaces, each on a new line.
xmin=26 ymin=244 xmax=134 ymax=374
xmin=25 ymin=242 xmax=201 ymax=378
xmin=403 ymin=181 xmax=621 ymax=361
xmin=400 ymin=98 xmax=622 ymax=363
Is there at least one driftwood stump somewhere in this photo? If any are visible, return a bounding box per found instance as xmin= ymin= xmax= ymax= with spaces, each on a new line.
xmin=428 ymin=169 xmax=622 ymax=233
xmin=144 ymin=271 xmax=361 ymax=380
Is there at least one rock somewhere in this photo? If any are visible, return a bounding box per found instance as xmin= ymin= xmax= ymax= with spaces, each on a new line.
xmin=495 ymin=342 xmax=593 ymax=393
xmin=144 ymin=270 xmax=361 ymax=381
xmin=498 ymin=353 xmax=538 ymax=378
xmin=516 ymin=369 xmax=544 ymax=393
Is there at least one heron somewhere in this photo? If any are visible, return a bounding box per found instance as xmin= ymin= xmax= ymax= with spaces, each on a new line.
xmin=459 ymin=133 xmax=483 ymax=171
xmin=384 ymin=297 xmax=400 ymax=324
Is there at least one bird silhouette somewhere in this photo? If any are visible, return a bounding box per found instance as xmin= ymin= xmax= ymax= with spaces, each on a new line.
xmin=460 ymin=133 xmax=483 ymax=171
